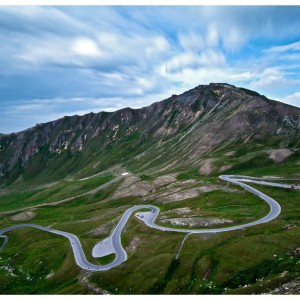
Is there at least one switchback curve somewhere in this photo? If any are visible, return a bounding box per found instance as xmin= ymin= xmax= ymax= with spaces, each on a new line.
xmin=0 ymin=175 xmax=289 ymax=271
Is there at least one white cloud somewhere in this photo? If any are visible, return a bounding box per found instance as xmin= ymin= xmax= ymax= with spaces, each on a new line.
xmin=279 ymin=92 xmax=300 ymax=108
xmin=160 ymin=66 xmax=244 ymax=92
xmin=71 ymin=38 xmax=102 ymax=57
xmin=165 ymin=50 xmax=226 ymax=73
xmin=207 ymin=24 xmax=219 ymax=48
xmin=11 ymin=104 xmax=47 ymax=111
xmin=1 ymin=92 xmax=177 ymax=133
xmin=2 ymin=6 xmax=300 ymax=133
xmin=178 ymin=32 xmax=205 ymax=51
xmin=145 ymin=36 xmax=169 ymax=56
xmin=0 ymin=6 xmax=92 ymax=37
xmin=248 ymin=68 xmax=299 ymax=92
xmin=222 ymin=26 xmax=246 ymax=52
xmin=178 ymin=26 xmax=219 ymax=52
xmin=264 ymin=41 xmax=300 ymax=53
xmin=95 ymin=31 xmax=170 ymax=64
xmin=14 ymin=34 xmax=92 ymax=67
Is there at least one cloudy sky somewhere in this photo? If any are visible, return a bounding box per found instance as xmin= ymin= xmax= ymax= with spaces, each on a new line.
xmin=1 ymin=6 xmax=300 ymax=133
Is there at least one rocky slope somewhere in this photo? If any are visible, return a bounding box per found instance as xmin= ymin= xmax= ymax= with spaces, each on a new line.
xmin=0 ymin=83 xmax=300 ymax=185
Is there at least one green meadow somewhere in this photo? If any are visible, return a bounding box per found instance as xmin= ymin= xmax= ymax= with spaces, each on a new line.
xmin=0 ymin=160 xmax=299 ymax=294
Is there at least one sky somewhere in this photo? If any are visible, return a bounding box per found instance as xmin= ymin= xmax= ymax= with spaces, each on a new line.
xmin=1 ymin=5 xmax=300 ymax=134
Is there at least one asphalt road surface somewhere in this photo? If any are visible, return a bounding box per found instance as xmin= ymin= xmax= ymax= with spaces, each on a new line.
xmin=0 ymin=175 xmax=287 ymax=271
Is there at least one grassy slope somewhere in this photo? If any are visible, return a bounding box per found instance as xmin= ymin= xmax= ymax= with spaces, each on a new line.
xmin=0 ymin=159 xmax=299 ymax=294
xmin=89 ymin=182 xmax=300 ymax=295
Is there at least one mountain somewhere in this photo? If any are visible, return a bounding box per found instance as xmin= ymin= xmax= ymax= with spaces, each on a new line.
xmin=0 ymin=83 xmax=300 ymax=186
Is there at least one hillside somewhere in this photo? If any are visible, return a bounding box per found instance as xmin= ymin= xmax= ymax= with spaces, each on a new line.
xmin=0 ymin=83 xmax=300 ymax=295
xmin=0 ymin=83 xmax=300 ymax=186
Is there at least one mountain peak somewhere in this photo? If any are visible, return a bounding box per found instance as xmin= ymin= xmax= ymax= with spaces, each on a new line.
xmin=0 ymin=83 xmax=299 ymax=185
xmin=203 ymin=82 xmax=267 ymax=100
xmin=209 ymin=82 xmax=236 ymax=88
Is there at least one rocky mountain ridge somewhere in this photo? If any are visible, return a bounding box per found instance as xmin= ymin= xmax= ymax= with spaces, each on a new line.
xmin=0 ymin=83 xmax=299 ymax=185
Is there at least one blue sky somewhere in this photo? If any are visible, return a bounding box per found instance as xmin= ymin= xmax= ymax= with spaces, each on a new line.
xmin=1 ymin=6 xmax=300 ymax=133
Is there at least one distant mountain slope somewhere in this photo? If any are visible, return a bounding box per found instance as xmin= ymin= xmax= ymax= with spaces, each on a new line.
xmin=1 ymin=83 xmax=300 ymax=185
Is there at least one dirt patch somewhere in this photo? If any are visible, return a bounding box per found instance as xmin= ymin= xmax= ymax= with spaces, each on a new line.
xmin=110 ymin=173 xmax=178 ymax=200
xmin=148 ymin=181 xmax=240 ymax=203
xmin=266 ymin=276 xmax=300 ymax=295
xmin=224 ymin=151 xmax=235 ymax=157
xmin=160 ymin=186 xmax=215 ymax=203
xmin=10 ymin=211 xmax=36 ymax=221
xmin=78 ymin=271 xmax=109 ymax=295
xmin=290 ymin=246 xmax=300 ymax=256
xmin=159 ymin=179 xmax=197 ymax=191
xmin=89 ymin=218 xmax=118 ymax=236
xmin=268 ymin=149 xmax=293 ymax=163
xmin=125 ymin=236 xmax=141 ymax=254
xmin=219 ymin=164 xmax=232 ymax=172
xmin=160 ymin=217 xmax=234 ymax=228
xmin=160 ymin=189 xmax=200 ymax=203
xmin=107 ymin=171 xmax=240 ymax=204
xmin=203 ymin=266 xmax=212 ymax=280
xmin=110 ymin=178 xmax=154 ymax=199
xmin=0 ymin=189 xmax=9 ymax=196
xmin=168 ymin=207 xmax=193 ymax=215
xmin=199 ymin=159 xmax=215 ymax=175
xmin=46 ymin=271 xmax=54 ymax=279
xmin=220 ymin=186 xmax=241 ymax=193
xmin=153 ymin=174 xmax=178 ymax=185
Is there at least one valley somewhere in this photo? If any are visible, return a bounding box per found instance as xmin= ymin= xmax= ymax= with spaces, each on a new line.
xmin=0 ymin=83 xmax=299 ymax=294
xmin=0 ymin=175 xmax=285 ymax=271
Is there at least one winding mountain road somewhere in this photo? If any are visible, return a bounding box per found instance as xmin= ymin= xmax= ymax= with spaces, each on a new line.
xmin=0 ymin=175 xmax=294 ymax=271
